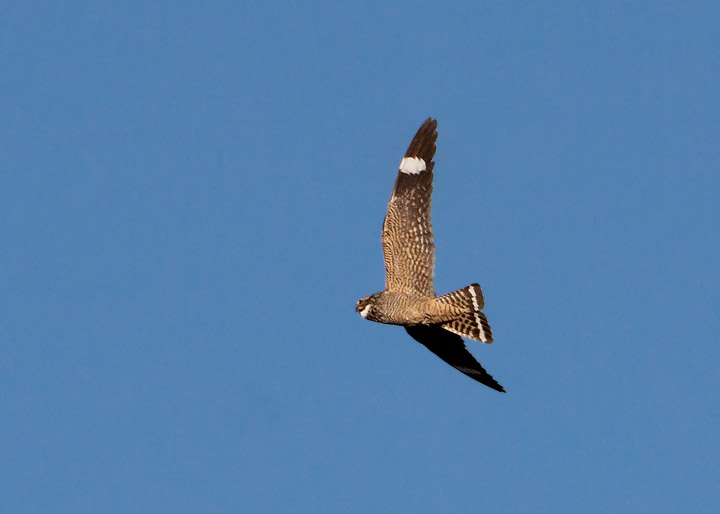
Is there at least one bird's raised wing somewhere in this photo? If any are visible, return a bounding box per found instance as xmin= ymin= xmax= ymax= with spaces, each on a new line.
xmin=382 ymin=118 xmax=438 ymax=296
xmin=405 ymin=325 xmax=505 ymax=392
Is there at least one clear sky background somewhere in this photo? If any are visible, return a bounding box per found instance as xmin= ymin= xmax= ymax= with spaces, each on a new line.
xmin=2 ymin=1 xmax=719 ymax=512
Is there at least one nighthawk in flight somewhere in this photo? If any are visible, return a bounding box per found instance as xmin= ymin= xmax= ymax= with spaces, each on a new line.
xmin=356 ymin=118 xmax=505 ymax=392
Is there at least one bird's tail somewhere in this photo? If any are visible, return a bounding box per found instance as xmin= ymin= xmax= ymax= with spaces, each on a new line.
xmin=435 ymin=284 xmax=493 ymax=343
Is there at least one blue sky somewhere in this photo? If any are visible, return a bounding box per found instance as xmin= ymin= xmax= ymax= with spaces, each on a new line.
xmin=2 ymin=1 xmax=719 ymax=512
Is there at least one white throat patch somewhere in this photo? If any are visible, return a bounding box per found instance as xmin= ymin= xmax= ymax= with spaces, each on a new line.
xmin=359 ymin=304 xmax=372 ymax=319
xmin=399 ymin=156 xmax=426 ymax=175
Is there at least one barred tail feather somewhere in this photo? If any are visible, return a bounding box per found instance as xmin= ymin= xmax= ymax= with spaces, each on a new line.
xmin=442 ymin=311 xmax=493 ymax=343
xmin=436 ymin=283 xmax=493 ymax=343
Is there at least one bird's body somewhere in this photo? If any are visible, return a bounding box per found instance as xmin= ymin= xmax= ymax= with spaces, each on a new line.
xmin=356 ymin=118 xmax=505 ymax=392
xmin=358 ymin=291 xmax=461 ymax=325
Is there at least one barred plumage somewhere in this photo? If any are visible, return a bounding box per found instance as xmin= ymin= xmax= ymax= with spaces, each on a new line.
xmin=435 ymin=283 xmax=493 ymax=343
xmin=442 ymin=311 xmax=493 ymax=344
xmin=356 ymin=118 xmax=504 ymax=392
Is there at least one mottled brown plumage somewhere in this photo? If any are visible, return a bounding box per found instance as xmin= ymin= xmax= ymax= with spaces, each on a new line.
xmin=356 ymin=118 xmax=504 ymax=392
xmin=382 ymin=119 xmax=438 ymax=297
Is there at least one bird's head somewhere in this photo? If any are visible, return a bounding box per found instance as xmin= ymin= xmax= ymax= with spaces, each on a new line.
xmin=356 ymin=294 xmax=385 ymax=323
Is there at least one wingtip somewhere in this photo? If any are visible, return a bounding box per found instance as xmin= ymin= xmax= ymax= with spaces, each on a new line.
xmin=486 ymin=381 xmax=506 ymax=393
xmin=404 ymin=118 xmax=439 ymax=162
xmin=483 ymin=376 xmax=506 ymax=393
xmin=420 ymin=117 xmax=438 ymax=136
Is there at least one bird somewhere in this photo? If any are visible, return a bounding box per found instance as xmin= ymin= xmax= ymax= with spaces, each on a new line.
xmin=356 ymin=118 xmax=505 ymax=392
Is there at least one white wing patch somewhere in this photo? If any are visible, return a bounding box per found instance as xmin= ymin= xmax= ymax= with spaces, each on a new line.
xmin=399 ymin=156 xmax=426 ymax=175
